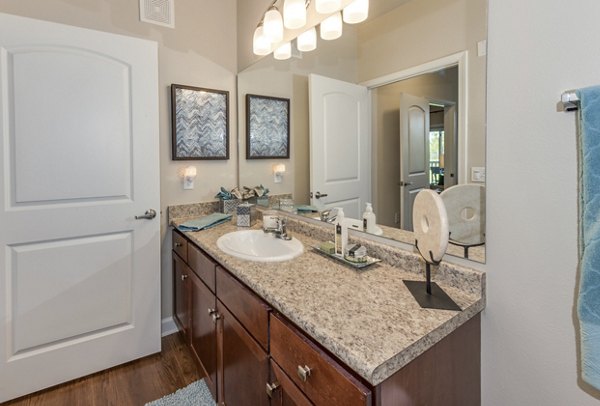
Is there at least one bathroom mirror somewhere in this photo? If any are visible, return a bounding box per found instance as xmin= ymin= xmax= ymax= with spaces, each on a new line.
xmin=237 ymin=0 xmax=487 ymax=263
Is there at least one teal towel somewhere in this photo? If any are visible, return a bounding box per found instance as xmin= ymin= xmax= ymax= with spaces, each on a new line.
xmin=577 ymin=85 xmax=600 ymax=391
xmin=177 ymin=213 xmax=231 ymax=232
xmin=294 ymin=205 xmax=318 ymax=212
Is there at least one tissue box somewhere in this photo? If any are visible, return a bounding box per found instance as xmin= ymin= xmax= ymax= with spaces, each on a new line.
xmin=256 ymin=196 xmax=270 ymax=207
xmin=236 ymin=203 xmax=256 ymax=227
xmin=219 ymin=198 xmax=240 ymax=214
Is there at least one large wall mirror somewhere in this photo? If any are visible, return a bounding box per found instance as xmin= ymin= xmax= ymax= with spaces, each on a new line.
xmin=237 ymin=0 xmax=487 ymax=263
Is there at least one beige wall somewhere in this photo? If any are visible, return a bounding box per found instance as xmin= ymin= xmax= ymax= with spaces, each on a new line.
xmin=0 ymin=0 xmax=238 ymax=320
xmin=373 ymin=68 xmax=458 ymax=227
xmin=358 ymin=0 xmax=487 ymax=176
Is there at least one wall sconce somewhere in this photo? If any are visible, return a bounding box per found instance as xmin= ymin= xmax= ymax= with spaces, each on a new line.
xmin=273 ymin=164 xmax=286 ymax=183
xmin=183 ymin=165 xmax=197 ymax=190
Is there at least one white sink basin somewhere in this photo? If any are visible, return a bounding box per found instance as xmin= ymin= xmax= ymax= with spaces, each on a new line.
xmin=216 ymin=230 xmax=304 ymax=262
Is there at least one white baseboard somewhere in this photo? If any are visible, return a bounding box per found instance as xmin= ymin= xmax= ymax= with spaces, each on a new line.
xmin=161 ymin=316 xmax=178 ymax=337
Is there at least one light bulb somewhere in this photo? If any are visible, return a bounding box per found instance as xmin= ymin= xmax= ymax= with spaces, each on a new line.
xmin=315 ymin=0 xmax=341 ymax=14
xmin=284 ymin=0 xmax=306 ymax=29
xmin=274 ymin=42 xmax=292 ymax=60
xmin=297 ymin=27 xmax=317 ymax=52
xmin=253 ymin=24 xmax=271 ymax=55
xmin=264 ymin=7 xmax=284 ymax=43
xmin=343 ymin=0 xmax=369 ymax=24
xmin=320 ymin=12 xmax=343 ymax=41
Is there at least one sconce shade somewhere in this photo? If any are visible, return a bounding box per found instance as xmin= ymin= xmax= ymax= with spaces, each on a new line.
xmin=315 ymin=0 xmax=341 ymax=14
xmin=264 ymin=7 xmax=284 ymax=43
xmin=183 ymin=165 xmax=197 ymax=190
xmin=343 ymin=0 xmax=369 ymax=24
xmin=184 ymin=166 xmax=197 ymax=178
xmin=273 ymin=164 xmax=286 ymax=173
xmin=297 ymin=27 xmax=317 ymax=52
xmin=253 ymin=24 xmax=272 ymax=55
xmin=284 ymin=0 xmax=306 ymax=29
xmin=274 ymin=42 xmax=292 ymax=60
xmin=320 ymin=12 xmax=343 ymax=40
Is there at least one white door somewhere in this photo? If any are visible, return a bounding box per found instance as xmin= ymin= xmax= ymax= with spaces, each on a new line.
xmin=399 ymin=93 xmax=430 ymax=231
xmin=309 ymin=74 xmax=370 ymax=219
xmin=0 ymin=13 xmax=160 ymax=402
xmin=443 ymin=104 xmax=458 ymax=188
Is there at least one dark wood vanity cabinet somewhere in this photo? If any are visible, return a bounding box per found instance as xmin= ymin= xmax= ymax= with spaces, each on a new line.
xmin=172 ymin=230 xmax=480 ymax=406
xmin=172 ymin=250 xmax=190 ymax=343
xmin=172 ymin=230 xmax=271 ymax=406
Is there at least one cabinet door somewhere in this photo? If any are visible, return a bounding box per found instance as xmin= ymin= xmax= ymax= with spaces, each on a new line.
xmin=190 ymin=271 xmax=218 ymax=401
xmin=217 ymin=300 xmax=269 ymax=406
xmin=172 ymin=252 xmax=190 ymax=342
xmin=269 ymin=359 xmax=313 ymax=406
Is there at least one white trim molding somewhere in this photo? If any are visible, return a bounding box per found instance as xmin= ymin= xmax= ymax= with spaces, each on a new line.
xmin=161 ymin=317 xmax=178 ymax=337
xmin=361 ymin=51 xmax=469 ymax=184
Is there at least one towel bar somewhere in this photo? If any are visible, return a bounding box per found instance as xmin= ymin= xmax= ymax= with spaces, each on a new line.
xmin=561 ymin=90 xmax=579 ymax=111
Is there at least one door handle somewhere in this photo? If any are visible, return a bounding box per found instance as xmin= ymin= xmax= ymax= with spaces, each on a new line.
xmin=135 ymin=209 xmax=157 ymax=220
xmin=314 ymin=191 xmax=328 ymax=199
xmin=398 ymin=181 xmax=413 ymax=187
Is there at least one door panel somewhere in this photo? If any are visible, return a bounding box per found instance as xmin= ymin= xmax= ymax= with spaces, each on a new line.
xmin=309 ymin=74 xmax=370 ymax=219
xmin=0 ymin=13 xmax=160 ymax=402
xmin=400 ymin=93 xmax=430 ymax=231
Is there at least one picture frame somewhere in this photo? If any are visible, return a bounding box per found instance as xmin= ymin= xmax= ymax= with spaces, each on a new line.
xmin=171 ymin=84 xmax=229 ymax=160
xmin=246 ymin=94 xmax=290 ymax=159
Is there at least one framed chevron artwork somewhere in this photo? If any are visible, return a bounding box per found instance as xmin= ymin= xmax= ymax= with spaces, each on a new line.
xmin=171 ymin=84 xmax=229 ymax=160
xmin=246 ymin=94 xmax=290 ymax=159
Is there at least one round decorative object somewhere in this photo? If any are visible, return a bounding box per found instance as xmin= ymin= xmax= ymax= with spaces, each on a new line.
xmin=412 ymin=189 xmax=449 ymax=263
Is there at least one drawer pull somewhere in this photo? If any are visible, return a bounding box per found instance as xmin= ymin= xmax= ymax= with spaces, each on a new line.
xmin=174 ymin=242 xmax=183 ymax=247
xmin=265 ymin=381 xmax=280 ymax=398
xmin=297 ymin=365 xmax=312 ymax=382
xmin=180 ymin=274 xmax=188 ymax=281
xmin=211 ymin=312 xmax=221 ymax=323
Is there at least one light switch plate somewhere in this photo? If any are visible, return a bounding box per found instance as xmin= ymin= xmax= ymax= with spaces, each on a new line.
xmin=471 ymin=167 xmax=486 ymax=182
xmin=477 ymin=40 xmax=487 ymax=57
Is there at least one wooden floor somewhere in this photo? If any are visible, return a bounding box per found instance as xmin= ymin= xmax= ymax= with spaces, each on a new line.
xmin=3 ymin=333 xmax=201 ymax=406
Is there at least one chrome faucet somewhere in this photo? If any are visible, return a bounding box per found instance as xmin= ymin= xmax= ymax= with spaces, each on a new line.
xmin=320 ymin=208 xmax=338 ymax=223
xmin=264 ymin=217 xmax=292 ymax=240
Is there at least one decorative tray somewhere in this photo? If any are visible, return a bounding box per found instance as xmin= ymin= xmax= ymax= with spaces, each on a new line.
xmin=311 ymin=246 xmax=381 ymax=269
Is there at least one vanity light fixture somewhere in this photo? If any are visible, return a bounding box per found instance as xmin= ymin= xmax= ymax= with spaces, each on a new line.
xmin=183 ymin=165 xmax=197 ymax=190
xmin=274 ymin=41 xmax=292 ymax=60
xmin=315 ymin=0 xmax=341 ymax=14
xmin=283 ymin=0 xmax=307 ymax=29
xmin=343 ymin=0 xmax=369 ymax=24
xmin=320 ymin=12 xmax=342 ymax=40
xmin=273 ymin=164 xmax=286 ymax=183
xmin=264 ymin=6 xmax=284 ymax=43
xmin=297 ymin=27 xmax=317 ymax=52
xmin=253 ymin=22 xmax=272 ymax=56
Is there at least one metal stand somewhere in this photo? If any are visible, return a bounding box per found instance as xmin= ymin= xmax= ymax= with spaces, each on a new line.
xmin=403 ymin=240 xmax=461 ymax=311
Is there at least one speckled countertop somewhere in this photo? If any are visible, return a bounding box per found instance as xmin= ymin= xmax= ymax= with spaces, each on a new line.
xmin=171 ymin=212 xmax=485 ymax=387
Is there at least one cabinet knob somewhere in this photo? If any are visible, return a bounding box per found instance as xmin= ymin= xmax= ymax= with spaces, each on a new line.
xmin=180 ymin=274 xmax=188 ymax=281
xmin=207 ymin=308 xmax=216 ymax=315
xmin=297 ymin=365 xmax=312 ymax=382
xmin=265 ymin=381 xmax=280 ymax=398
xmin=174 ymin=242 xmax=183 ymax=247
xmin=211 ymin=312 xmax=221 ymax=323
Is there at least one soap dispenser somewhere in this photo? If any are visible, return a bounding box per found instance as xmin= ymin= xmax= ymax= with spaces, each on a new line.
xmin=362 ymin=203 xmax=376 ymax=234
xmin=334 ymin=207 xmax=347 ymax=256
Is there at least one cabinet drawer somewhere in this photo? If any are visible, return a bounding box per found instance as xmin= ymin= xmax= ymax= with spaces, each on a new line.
xmin=188 ymin=243 xmax=216 ymax=293
xmin=269 ymin=359 xmax=312 ymax=406
xmin=270 ymin=314 xmax=371 ymax=406
xmin=172 ymin=230 xmax=188 ymax=261
xmin=216 ymin=266 xmax=270 ymax=350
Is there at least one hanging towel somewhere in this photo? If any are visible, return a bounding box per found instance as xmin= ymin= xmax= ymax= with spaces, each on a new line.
xmin=177 ymin=213 xmax=232 ymax=232
xmin=577 ymin=85 xmax=600 ymax=391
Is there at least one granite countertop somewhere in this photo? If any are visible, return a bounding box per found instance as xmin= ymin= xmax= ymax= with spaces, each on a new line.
xmin=171 ymin=214 xmax=485 ymax=387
